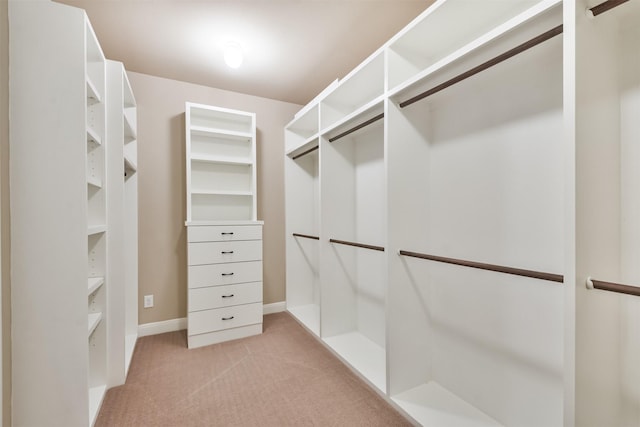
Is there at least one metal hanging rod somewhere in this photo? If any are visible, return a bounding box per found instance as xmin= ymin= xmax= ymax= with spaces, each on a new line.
xmin=292 ymin=233 xmax=320 ymax=240
xmin=586 ymin=277 xmax=640 ymax=297
xmin=328 ymin=113 xmax=384 ymax=143
xmin=589 ymin=0 xmax=629 ymax=16
xmin=330 ymin=238 xmax=385 ymax=252
xmin=398 ymin=250 xmax=563 ymax=283
xmin=399 ymin=25 xmax=563 ymax=109
xmin=291 ymin=145 xmax=319 ymax=160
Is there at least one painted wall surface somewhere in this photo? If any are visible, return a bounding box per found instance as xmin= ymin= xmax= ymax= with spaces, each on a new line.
xmin=128 ymin=71 xmax=300 ymax=324
xmin=1 ymin=0 xmax=9 ymax=424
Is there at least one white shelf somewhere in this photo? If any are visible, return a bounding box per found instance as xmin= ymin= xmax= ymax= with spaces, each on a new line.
xmin=191 ymin=189 xmax=253 ymax=197
xmin=191 ymin=153 xmax=253 ymax=166
xmin=124 ymin=156 xmax=137 ymax=176
xmin=123 ymin=111 xmax=136 ymax=140
xmin=87 ymin=277 xmax=104 ymax=295
xmin=86 ymin=76 xmax=102 ymax=103
xmin=323 ymin=332 xmax=386 ymax=393
xmin=87 ymin=175 xmax=102 ymax=189
xmin=190 ymin=125 xmax=252 ymax=140
xmin=288 ymin=304 xmax=320 ymax=336
xmin=86 ymin=127 xmax=102 ymax=146
xmin=393 ymin=382 xmax=503 ymax=427
xmin=88 ymin=312 xmax=102 ymax=337
xmin=88 ymin=384 xmax=106 ymax=427
xmin=87 ymin=225 xmax=107 ymax=236
xmin=285 ymin=134 xmax=319 ymax=158
xmin=321 ymin=95 xmax=385 ymax=139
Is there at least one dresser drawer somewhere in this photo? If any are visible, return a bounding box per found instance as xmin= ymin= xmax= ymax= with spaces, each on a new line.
xmin=188 ymin=240 xmax=262 ymax=265
xmin=188 ymin=302 xmax=263 ymax=336
xmin=189 ymin=282 xmax=262 ymax=312
xmin=188 ymin=260 xmax=262 ymax=288
xmin=188 ymin=225 xmax=262 ymax=243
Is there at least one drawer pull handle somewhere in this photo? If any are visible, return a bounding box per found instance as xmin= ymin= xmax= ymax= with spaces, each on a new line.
xmin=221 ymin=272 xmax=234 ymax=276
xmin=221 ymin=232 xmax=234 ymax=235
xmin=221 ymin=251 xmax=234 ymax=254
xmin=222 ymin=316 xmax=234 ymax=321
xmin=222 ymin=294 xmax=235 ymax=298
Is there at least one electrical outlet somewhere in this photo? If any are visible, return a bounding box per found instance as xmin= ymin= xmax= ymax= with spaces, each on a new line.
xmin=143 ymin=294 xmax=154 ymax=308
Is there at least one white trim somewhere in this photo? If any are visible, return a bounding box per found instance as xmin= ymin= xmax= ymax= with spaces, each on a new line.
xmin=138 ymin=318 xmax=187 ymax=337
xmin=263 ymin=301 xmax=286 ymax=315
xmin=137 ymin=301 xmax=286 ymax=337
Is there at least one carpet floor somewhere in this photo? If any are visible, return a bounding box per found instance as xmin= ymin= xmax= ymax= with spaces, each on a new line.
xmin=96 ymin=312 xmax=413 ymax=426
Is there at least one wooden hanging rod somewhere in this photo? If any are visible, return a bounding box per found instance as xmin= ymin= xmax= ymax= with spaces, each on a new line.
xmin=399 ymin=25 xmax=563 ymax=109
xmin=328 ymin=113 xmax=384 ymax=143
xmin=292 ymin=233 xmax=320 ymax=240
xmin=398 ymin=250 xmax=564 ymax=283
xmin=291 ymin=145 xmax=319 ymax=160
xmin=587 ymin=277 xmax=640 ymax=297
xmin=330 ymin=238 xmax=385 ymax=252
xmin=589 ymin=0 xmax=629 ymax=16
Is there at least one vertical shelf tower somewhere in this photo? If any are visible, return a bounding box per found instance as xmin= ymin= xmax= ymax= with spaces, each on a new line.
xmin=10 ymin=1 xmax=139 ymax=425
xmin=106 ymin=60 xmax=139 ymax=387
xmin=185 ymin=102 xmax=263 ymax=349
xmin=9 ymin=1 xmax=108 ymax=425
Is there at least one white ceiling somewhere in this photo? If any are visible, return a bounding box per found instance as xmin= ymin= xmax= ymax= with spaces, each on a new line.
xmin=54 ymin=0 xmax=433 ymax=105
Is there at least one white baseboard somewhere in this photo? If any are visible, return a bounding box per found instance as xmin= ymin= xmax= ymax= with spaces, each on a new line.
xmin=138 ymin=317 xmax=187 ymax=337
xmin=138 ymin=301 xmax=287 ymax=337
xmin=263 ymin=301 xmax=286 ymax=315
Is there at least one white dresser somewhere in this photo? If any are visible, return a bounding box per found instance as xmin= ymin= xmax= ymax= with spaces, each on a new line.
xmin=187 ymin=222 xmax=263 ymax=348
xmin=184 ymin=102 xmax=263 ymax=348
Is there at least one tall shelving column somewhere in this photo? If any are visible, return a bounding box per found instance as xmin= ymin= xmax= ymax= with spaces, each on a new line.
xmin=284 ymin=103 xmax=321 ymax=336
xmin=567 ymin=1 xmax=640 ymax=425
xmin=185 ymin=102 xmax=263 ymax=349
xmin=9 ymin=1 xmax=108 ymax=425
xmin=106 ymin=60 xmax=138 ymax=387
xmin=123 ymin=67 xmax=139 ymax=376
xmin=319 ymin=49 xmax=387 ymax=394
xmin=86 ymin=16 xmax=108 ymax=426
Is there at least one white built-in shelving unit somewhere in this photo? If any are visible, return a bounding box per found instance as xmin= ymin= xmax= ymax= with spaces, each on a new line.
xmin=185 ymin=103 xmax=263 ymax=348
xmin=285 ymin=0 xmax=640 ymax=425
xmin=106 ymin=60 xmax=139 ymax=387
xmin=568 ymin=1 xmax=640 ymax=426
xmin=9 ymin=2 xmax=138 ymax=425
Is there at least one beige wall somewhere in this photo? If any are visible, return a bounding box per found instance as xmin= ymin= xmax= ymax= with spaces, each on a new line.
xmin=128 ymin=72 xmax=300 ymax=324
xmin=1 ymin=0 xmax=10 ymax=425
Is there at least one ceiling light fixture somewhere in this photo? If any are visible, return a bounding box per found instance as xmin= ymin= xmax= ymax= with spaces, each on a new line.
xmin=223 ymin=41 xmax=243 ymax=69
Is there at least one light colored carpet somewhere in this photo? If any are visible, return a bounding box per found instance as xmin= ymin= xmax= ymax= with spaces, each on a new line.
xmin=96 ymin=312 xmax=412 ymax=426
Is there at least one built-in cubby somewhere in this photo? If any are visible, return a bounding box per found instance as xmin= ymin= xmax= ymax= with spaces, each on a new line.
xmin=320 ymin=51 xmax=385 ymax=131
